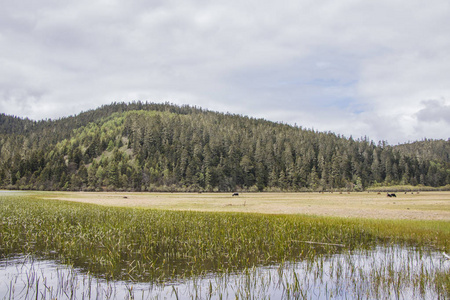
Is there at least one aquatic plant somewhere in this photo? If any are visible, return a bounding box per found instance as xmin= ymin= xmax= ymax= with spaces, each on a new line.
xmin=1 ymin=193 xmax=449 ymax=298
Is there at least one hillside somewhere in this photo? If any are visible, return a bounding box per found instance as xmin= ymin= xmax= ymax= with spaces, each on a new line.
xmin=1 ymin=102 xmax=449 ymax=192
xmin=394 ymin=139 xmax=450 ymax=163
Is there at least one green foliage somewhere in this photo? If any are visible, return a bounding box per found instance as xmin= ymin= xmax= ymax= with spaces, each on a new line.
xmin=394 ymin=139 xmax=450 ymax=163
xmin=2 ymin=195 xmax=448 ymax=282
xmin=1 ymin=102 xmax=450 ymax=191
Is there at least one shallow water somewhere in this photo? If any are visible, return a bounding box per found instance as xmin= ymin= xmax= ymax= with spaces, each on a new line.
xmin=1 ymin=246 xmax=449 ymax=299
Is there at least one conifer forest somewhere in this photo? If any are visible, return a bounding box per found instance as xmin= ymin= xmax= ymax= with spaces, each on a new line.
xmin=1 ymin=102 xmax=449 ymax=192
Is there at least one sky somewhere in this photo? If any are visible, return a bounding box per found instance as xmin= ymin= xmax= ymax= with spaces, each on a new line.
xmin=1 ymin=0 xmax=450 ymax=145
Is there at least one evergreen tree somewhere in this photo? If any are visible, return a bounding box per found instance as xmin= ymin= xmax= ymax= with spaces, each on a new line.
xmin=1 ymin=102 xmax=449 ymax=192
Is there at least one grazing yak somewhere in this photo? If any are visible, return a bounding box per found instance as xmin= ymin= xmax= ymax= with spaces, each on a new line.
xmin=387 ymin=193 xmax=397 ymax=197
xmin=232 ymin=192 xmax=239 ymax=196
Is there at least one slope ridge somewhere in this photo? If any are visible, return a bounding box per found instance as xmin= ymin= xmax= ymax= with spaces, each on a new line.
xmin=1 ymin=102 xmax=449 ymax=191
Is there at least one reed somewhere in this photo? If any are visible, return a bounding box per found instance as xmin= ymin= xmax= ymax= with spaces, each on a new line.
xmin=1 ymin=193 xmax=449 ymax=298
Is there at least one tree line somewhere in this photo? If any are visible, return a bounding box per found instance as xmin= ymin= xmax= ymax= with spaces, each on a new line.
xmin=1 ymin=102 xmax=449 ymax=192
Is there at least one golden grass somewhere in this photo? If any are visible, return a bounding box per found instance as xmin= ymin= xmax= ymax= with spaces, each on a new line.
xmin=16 ymin=190 xmax=450 ymax=221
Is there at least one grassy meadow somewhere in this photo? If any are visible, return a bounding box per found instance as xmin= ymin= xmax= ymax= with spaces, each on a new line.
xmin=0 ymin=191 xmax=449 ymax=298
xmin=44 ymin=190 xmax=450 ymax=220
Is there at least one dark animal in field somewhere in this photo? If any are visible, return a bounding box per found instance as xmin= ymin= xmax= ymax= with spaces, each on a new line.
xmin=232 ymin=192 xmax=239 ymax=196
xmin=387 ymin=193 xmax=397 ymax=197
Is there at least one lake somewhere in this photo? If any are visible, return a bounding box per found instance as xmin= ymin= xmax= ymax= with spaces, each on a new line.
xmin=1 ymin=246 xmax=448 ymax=299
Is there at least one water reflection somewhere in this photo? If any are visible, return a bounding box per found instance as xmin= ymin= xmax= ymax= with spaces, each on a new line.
xmin=1 ymin=246 xmax=448 ymax=299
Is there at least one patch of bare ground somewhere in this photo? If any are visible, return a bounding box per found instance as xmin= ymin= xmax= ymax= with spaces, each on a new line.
xmin=41 ymin=191 xmax=450 ymax=220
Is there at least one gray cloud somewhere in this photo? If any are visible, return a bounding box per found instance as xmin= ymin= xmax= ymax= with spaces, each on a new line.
xmin=416 ymin=100 xmax=450 ymax=124
xmin=1 ymin=0 xmax=450 ymax=143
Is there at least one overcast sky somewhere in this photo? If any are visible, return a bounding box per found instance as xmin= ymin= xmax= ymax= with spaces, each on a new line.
xmin=1 ymin=0 xmax=450 ymax=144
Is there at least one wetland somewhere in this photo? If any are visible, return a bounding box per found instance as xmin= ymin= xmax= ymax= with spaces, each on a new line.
xmin=1 ymin=191 xmax=449 ymax=299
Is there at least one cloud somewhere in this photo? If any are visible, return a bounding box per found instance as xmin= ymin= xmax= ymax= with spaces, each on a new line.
xmin=416 ymin=99 xmax=450 ymax=124
xmin=1 ymin=0 xmax=450 ymax=143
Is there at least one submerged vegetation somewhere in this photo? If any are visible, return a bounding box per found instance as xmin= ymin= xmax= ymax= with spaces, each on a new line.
xmin=1 ymin=102 xmax=450 ymax=192
xmin=2 ymin=248 xmax=449 ymax=299
xmin=1 ymin=193 xmax=449 ymax=299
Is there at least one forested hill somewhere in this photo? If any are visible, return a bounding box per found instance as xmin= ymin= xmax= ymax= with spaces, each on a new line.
xmin=1 ymin=102 xmax=449 ymax=192
xmin=394 ymin=139 xmax=450 ymax=163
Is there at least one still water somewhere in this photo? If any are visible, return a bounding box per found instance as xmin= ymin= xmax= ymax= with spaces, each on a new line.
xmin=1 ymin=246 xmax=448 ymax=299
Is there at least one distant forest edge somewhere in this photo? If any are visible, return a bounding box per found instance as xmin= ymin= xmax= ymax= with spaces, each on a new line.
xmin=1 ymin=102 xmax=450 ymax=192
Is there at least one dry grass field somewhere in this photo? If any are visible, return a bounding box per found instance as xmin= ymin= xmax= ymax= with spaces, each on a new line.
xmin=28 ymin=191 xmax=450 ymax=221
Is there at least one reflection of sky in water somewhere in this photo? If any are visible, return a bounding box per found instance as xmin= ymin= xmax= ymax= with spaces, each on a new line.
xmin=1 ymin=246 xmax=448 ymax=299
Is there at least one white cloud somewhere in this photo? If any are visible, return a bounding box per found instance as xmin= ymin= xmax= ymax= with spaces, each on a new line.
xmin=1 ymin=0 xmax=450 ymax=143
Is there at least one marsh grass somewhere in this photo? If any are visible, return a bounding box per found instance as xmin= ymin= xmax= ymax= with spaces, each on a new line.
xmin=1 ymin=194 xmax=449 ymax=298
xmin=0 ymin=196 xmax=363 ymax=279
xmin=2 ymin=247 xmax=449 ymax=299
